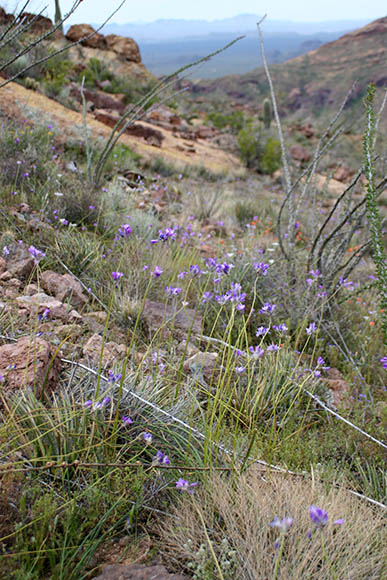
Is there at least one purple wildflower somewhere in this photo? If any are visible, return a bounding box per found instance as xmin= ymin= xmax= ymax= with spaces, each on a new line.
xmin=143 ymin=432 xmax=153 ymax=444
xmin=235 ymin=366 xmax=246 ymax=375
xmin=308 ymin=505 xmax=344 ymax=537
xmin=253 ymin=262 xmax=270 ymax=275
xmin=266 ymin=344 xmax=280 ymax=352
xmin=273 ymin=323 xmax=288 ymax=333
xmin=165 ymin=286 xmax=182 ymax=297
xmin=306 ymin=322 xmax=317 ymax=335
xmin=122 ymin=415 xmax=133 ymax=425
xmin=256 ymin=326 xmax=270 ymax=336
xmin=270 ymin=516 xmax=293 ymax=549
xmin=28 ymin=245 xmax=45 ymax=264
xmin=202 ymin=291 xmax=213 ymax=304
xmin=249 ymin=346 xmax=265 ymax=359
xmin=112 ymin=271 xmax=124 ymax=282
xmin=118 ymin=223 xmax=132 ymax=237
xmin=151 ymin=266 xmax=163 ymax=278
xmin=189 ymin=264 xmax=202 ymax=276
xmin=154 ymin=450 xmax=170 ymax=465
xmin=259 ymin=302 xmax=276 ymax=315
xmin=380 ymin=356 xmax=387 ymax=369
xmin=175 ymin=478 xmax=198 ymax=494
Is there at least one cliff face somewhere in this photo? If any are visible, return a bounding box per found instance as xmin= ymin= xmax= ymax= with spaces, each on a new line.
xmin=193 ymin=17 xmax=387 ymax=114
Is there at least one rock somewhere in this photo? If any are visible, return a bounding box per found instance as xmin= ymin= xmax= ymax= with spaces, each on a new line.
xmin=0 ymin=8 xmax=14 ymax=24
xmin=16 ymin=293 xmax=69 ymax=321
xmin=0 ymin=271 xmax=11 ymax=282
xmin=105 ymin=34 xmax=141 ymax=63
xmin=323 ymin=368 xmax=350 ymax=408
xmin=24 ymin=283 xmax=39 ymax=296
xmin=0 ymin=336 xmax=61 ymax=398
xmin=0 ymin=257 xmax=6 ymax=274
xmin=93 ymin=111 xmax=164 ymax=146
xmin=333 ymin=166 xmax=351 ymax=182
xmin=19 ymin=12 xmax=53 ymax=33
xmin=183 ymin=351 xmax=219 ymax=383
xmin=92 ymin=563 xmax=188 ymax=580
xmin=83 ymin=333 xmax=127 ymax=368
xmin=195 ymin=125 xmax=218 ymax=139
xmin=143 ymin=300 xmax=202 ymax=340
xmin=289 ymin=145 xmax=311 ymax=162
xmin=41 ymin=270 xmax=88 ymax=309
xmin=69 ymin=84 xmax=126 ymax=112
xmin=66 ymin=24 xmax=107 ymax=49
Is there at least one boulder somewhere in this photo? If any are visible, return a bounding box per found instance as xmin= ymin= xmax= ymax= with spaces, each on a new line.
xmin=18 ymin=12 xmax=53 ymax=33
xmin=92 ymin=563 xmax=188 ymax=580
xmin=333 ymin=166 xmax=351 ymax=182
xmin=16 ymin=293 xmax=69 ymax=320
xmin=183 ymin=351 xmax=219 ymax=383
xmin=66 ymin=24 xmax=106 ymax=49
xmin=41 ymin=270 xmax=88 ymax=309
xmin=69 ymin=84 xmax=126 ymax=112
xmin=0 ymin=336 xmax=61 ymax=398
xmin=289 ymin=145 xmax=311 ymax=163
xmin=0 ymin=8 xmax=14 ymax=24
xmin=105 ymin=34 xmax=141 ymax=63
xmin=323 ymin=367 xmax=350 ymax=408
xmin=83 ymin=333 xmax=127 ymax=368
xmin=93 ymin=111 xmax=164 ymax=146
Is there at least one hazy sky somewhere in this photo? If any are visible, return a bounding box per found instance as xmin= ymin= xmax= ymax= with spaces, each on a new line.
xmin=7 ymin=0 xmax=386 ymax=23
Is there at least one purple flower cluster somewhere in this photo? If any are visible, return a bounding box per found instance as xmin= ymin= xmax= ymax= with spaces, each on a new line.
xmin=118 ymin=223 xmax=132 ymax=237
xmin=28 ymin=245 xmax=45 ymax=264
xmin=215 ymin=282 xmax=246 ymax=311
xmin=84 ymin=396 xmax=111 ymax=411
xmin=259 ymin=302 xmax=276 ymax=315
xmin=270 ymin=506 xmax=344 ymax=546
xmin=165 ymin=286 xmax=182 ymax=297
xmin=151 ymin=227 xmax=177 ymax=244
xmin=253 ymin=261 xmax=270 ymax=276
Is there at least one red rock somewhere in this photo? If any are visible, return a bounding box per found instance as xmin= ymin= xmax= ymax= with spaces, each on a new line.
xmin=16 ymin=293 xmax=69 ymax=321
xmin=0 ymin=337 xmax=61 ymax=398
xmin=83 ymin=334 xmax=127 ymax=368
xmin=18 ymin=12 xmax=53 ymax=33
xmin=323 ymin=368 xmax=350 ymax=408
xmin=93 ymin=111 xmax=164 ymax=146
xmin=290 ymin=145 xmax=311 ymax=162
xmin=105 ymin=34 xmax=141 ymax=63
xmin=41 ymin=270 xmax=88 ymax=309
xmin=69 ymin=84 xmax=126 ymax=112
xmin=66 ymin=24 xmax=107 ymax=49
xmin=333 ymin=166 xmax=351 ymax=182
xmin=0 ymin=257 xmax=6 ymax=274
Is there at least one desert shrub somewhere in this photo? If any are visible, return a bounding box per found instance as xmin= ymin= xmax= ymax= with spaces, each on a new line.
xmin=238 ymin=124 xmax=281 ymax=174
xmin=207 ymin=110 xmax=245 ymax=134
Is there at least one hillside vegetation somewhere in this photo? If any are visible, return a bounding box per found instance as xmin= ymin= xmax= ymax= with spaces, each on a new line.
xmin=0 ymin=6 xmax=386 ymax=579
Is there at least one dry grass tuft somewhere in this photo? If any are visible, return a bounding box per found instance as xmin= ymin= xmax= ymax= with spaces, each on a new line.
xmin=161 ymin=470 xmax=386 ymax=579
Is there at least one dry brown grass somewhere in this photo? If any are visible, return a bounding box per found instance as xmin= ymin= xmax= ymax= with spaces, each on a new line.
xmin=161 ymin=469 xmax=386 ymax=579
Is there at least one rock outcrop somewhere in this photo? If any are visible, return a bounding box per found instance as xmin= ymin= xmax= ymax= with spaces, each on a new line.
xmin=66 ymin=23 xmax=107 ymax=49
xmin=105 ymin=34 xmax=141 ymax=63
xmin=0 ymin=336 xmax=61 ymax=398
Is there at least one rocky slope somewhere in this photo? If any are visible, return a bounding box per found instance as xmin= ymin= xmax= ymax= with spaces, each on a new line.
xmin=192 ymin=17 xmax=387 ymax=114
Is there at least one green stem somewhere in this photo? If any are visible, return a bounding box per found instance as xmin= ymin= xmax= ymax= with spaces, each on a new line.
xmin=272 ymin=534 xmax=285 ymax=580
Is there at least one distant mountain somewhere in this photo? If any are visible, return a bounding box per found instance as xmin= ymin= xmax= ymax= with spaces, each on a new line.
xmin=86 ymin=16 xmax=372 ymax=79
xmin=193 ymin=17 xmax=387 ymax=114
xmin=96 ymin=15 xmax=369 ymax=42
